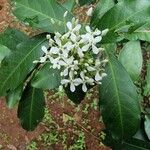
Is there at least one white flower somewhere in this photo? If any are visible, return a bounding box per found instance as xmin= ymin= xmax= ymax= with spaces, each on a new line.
xmin=59 ymin=56 xmax=75 ymax=76
xmin=80 ymin=72 xmax=94 ymax=92
xmin=81 ymin=26 xmax=102 ymax=54
xmin=35 ymin=18 xmax=109 ymax=93
xmin=61 ymin=71 xmax=82 ymax=92
xmin=50 ymin=47 xmax=59 ymax=54
xmin=87 ymin=58 xmax=107 ymax=82
xmin=38 ymin=46 xmax=49 ymax=63
xmin=51 ymin=58 xmax=61 ymax=69
xmin=86 ymin=7 xmax=93 ymax=17
xmin=64 ymin=20 xmax=81 ymax=39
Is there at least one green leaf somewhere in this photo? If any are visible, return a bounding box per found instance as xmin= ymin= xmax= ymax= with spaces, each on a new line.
xmin=0 ymin=28 xmax=28 ymax=50
xmin=31 ymin=63 xmax=61 ymax=90
xmin=6 ymin=84 xmax=23 ymax=109
xmin=12 ymin=0 xmax=73 ymax=33
xmin=99 ymin=51 xmax=140 ymax=140
xmin=144 ymin=115 xmax=150 ymax=140
xmin=119 ymin=41 xmax=143 ymax=81
xmin=0 ymin=36 xmax=47 ymax=96
xmin=91 ymin=0 xmax=115 ymax=25
xmin=62 ymin=0 xmax=75 ymax=12
xmin=144 ymin=62 xmax=150 ymax=96
xmin=18 ymin=85 xmax=45 ymax=131
xmin=121 ymin=139 xmax=150 ymax=150
xmin=91 ymin=0 xmax=150 ymax=43
xmin=104 ymin=129 xmax=150 ymax=149
xmin=125 ymin=21 xmax=150 ymax=42
xmin=125 ymin=30 xmax=150 ymax=42
xmin=0 ymin=44 xmax=11 ymax=64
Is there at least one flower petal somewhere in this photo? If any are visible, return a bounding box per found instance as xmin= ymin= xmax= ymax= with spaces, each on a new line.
xmin=70 ymin=33 xmax=77 ymax=42
xmin=87 ymin=66 xmax=96 ymax=71
xmin=77 ymin=48 xmax=84 ymax=58
xmin=67 ymin=22 xmax=72 ymax=30
xmin=50 ymin=47 xmax=59 ymax=54
xmin=70 ymin=82 xmax=75 ymax=92
xmin=95 ymin=72 xmax=102 ymax=81
xmin=63 ymin=68 xmax=69 ymax=76
xmin=59 ymin=60 xmax=66 ymax=66
xmin=74 ymin=78 xmax=83 ymax=85
xmin=61 ymin=79 xmax=70 ymax=85
xmin=54 ymin=36 xmax=61 ymax=46
xmin=41 ymin=46 xmax=48 ymax=54
xmin=85 ymin=26 xmax=91 ymax=33
xmin=82 ymin=83 xmax=87 ymax=92
xmin=101 ymin=73 xmax=107 ymax=77
xmin=82 ymin=44 xmax=90 ymax=52
xmin=94 ymin=36 xmax=102 ymax=44
xmin=73 ymin=24 xmax=81 ymax=31
xmin=40 ymin=56 xmax=46 ymax=63
xmin=93 ymin=29 xmax=101 ymax=36
xmin=80 ymin=71 xmax=85 ymax=80
xmin=92 ymin=45 xmax=99 ymax=54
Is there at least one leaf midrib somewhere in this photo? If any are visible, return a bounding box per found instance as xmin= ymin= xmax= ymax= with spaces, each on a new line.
xmin=29 ymin=88 xmax=35 ymax=129
xmin=0 ymin=39 xmax=45 ymax=93
xmin=106 ymin=3 xmax=149 ymax=31
xmin=16 ymin=1 xmax=66 ymax=26
xmin=106 ymin=54 xmax=124 ymax=138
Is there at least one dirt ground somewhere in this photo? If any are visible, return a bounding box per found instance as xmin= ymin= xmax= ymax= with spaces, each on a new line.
xmin=0 ymin=0 xmax=111 ymax=149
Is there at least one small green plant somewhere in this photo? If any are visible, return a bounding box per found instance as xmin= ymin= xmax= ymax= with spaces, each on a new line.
xmin=83 ymin=104 xmax=90 ymax=114
xmin=91 ymin=98 xmax=98 ymax=110
xmin=43 ymin=107 xmax=54 ymax=124
xmin=26 ymin=141 xmax=38 ymax=150
xmin=69 ymin=131 xmax=85 ymax=150
xmin=38 ymin=131 xmax=58 ymax=146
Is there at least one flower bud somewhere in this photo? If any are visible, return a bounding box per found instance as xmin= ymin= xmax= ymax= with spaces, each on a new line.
xmin=101 ymin=29 xmax=109 ymax=36
xmin=86 ymin=7 xmax=93 ymax=17
xmin=63 ymin=11 xmax=68 ymax=18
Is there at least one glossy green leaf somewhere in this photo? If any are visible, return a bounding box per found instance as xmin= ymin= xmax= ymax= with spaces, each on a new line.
xmin=121 ymin=139 xmax=150 ymax=150
xmin=31 ymin=63 xmax=61 ymax=90
xmin=99 ymin=51 xmax=140 ymax=140
xmin=12 ymin=0 xmax=73 ymax=33
xmin=0 ymin=28 xmax=28 ymax=50
xmin=144 ymin=115 xmax=150 ymax=140
xmin=6 ymin=84 xmax=23 ymax=109
xmin=104 ymin=129 xmax=150 ymax=149
xmin=119 ymin=41 xmax=143 ymax=81
xmin=144 ymin=62 xmax=150 ymax=96
xmin=0 ymin=36 xmax=47 ymax=96
xmin=91 ymin=0 xmax=115 ymax=25
xmin=125 ymin=21 xmax=150 ymax=42
xmin=0 ymin=44 xmax=11 ymax=64
xmin=126 ymin=31 xmax=150 ymax=42
xmin=62 ymin=0 xmax=75 ymax=12
xmin=91 ymin=0 xmax=150 ymax=43
xmin=18 ymin=85 xmax=45 ymax=131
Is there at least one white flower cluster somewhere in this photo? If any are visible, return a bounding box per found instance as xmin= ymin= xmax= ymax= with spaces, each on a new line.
xmin=35 ymin=18 xmax=109 ymax=92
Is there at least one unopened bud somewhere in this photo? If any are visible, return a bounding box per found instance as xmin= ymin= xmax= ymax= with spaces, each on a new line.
xmin=63 ymin=11 xmax=68 ymax=18
xmin=103 ymin=59 xmax=109 ymax=63
xmin=86 ymin=7 xmax=93 ymax=17
xmin=46 ymin=34 xmax=51 ymax=39
xmin=101 ymin=29 xmax=109 ymax=36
